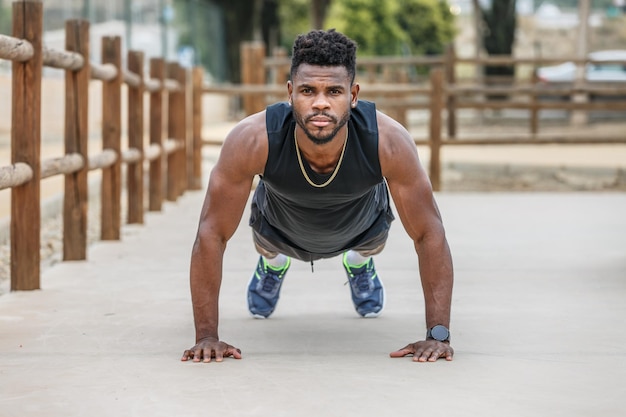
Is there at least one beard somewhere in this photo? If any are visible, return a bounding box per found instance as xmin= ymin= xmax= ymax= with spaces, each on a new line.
xmin=293 ymin=109 xmax=351 ymax=146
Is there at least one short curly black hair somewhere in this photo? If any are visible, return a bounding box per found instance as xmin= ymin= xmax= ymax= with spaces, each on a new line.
xmin=290 ymin=29 xmax=357 ymax=84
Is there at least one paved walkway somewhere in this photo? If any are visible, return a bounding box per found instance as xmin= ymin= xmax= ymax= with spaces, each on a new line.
xmin=0 ymin=189 xmax=625 ymax=417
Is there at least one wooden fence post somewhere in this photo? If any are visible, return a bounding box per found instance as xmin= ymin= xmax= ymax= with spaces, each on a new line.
xmin=127 ymin=50 xmax=145 ymax=224
xmin=63 ymin=19 xmax=90 ymax=261
xmin=149 ymin=58 xmax=165 ymax=211
xmin=445 ymin=44 xmax=457 ymax=139
xmin=10 ymin=0 xmax=43 ymax=290
xmin=429 ymin=67 xmax=444 ymax=192
xmin=175 ymin=64 xmax=188 ymax=196
xmin=241 ymin=41 xmax=266 ymax=115
xmin=530 ymin=69 xmax=539 ymax=135
xmin=190 ymin=66 xmax=204 ymax=190
xmin=166 ymin=62 xmax=182 ymax=201
xmin=101 ymin=36 xmax=122 ymax=240
xmin=271 ymin=47 xmax=289 ymax=85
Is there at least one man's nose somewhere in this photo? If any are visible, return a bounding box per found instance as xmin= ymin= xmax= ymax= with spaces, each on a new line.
xmin=312 ymin=93 xmax=330 ymax=110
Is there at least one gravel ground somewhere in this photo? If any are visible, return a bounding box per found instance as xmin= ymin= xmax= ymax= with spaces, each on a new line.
xmin=0 ymin=189 xmax=122 ymax=295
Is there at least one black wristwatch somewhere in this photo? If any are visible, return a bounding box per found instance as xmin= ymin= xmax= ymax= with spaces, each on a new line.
xmin=426 ymin=325 xmax=450 ymax=342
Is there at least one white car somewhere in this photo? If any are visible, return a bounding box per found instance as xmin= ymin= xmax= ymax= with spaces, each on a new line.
xmin=536 ymin=50 xmax=626 ymax=83
xmin=536 ymin=50 xmax=626 ymax=105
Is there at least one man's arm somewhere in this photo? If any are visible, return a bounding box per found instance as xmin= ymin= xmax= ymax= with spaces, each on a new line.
xmin=377 ymin=113 xmax=454 ymax=362
xmin=181 ymin=113 xmax=267 ymax=363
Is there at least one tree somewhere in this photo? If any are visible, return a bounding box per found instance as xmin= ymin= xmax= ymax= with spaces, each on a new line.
xmin=198 ymin=0 xmax=254 ymax=83
xmin=325 ymin=0 xmax=455 ymax=56
xmin=277 ymin=0 xmax=311 ymax=51
xmin=310 ymin=0 xmax=332 ymax=29
xmin=396 ymin=0 xmax=456 ymax=55
xmin=474 ymin=0 xmax=517 ymax=85
xmin=326 ymin=0 xmax=406 ymax=56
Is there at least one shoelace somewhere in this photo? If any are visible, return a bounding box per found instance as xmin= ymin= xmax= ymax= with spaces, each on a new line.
xmin=351 ymin=272 xmax=373 ymax=294
xmin=260 ymin=270 xmax=281 ymax=293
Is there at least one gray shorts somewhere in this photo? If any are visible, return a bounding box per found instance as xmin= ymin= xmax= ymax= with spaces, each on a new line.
xmin=251 ymin=211 xmax=392 ymax=262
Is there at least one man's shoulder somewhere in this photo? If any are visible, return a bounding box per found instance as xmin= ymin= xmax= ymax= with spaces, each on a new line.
xmin=225 ymin=111 xmax=269 ymax=151
xmin=218 ymin=112 xmax=269 ymax=176
xmin=266 ymin=102 xmax=292 ymax=133
xmin=375 ymin=109 xmax=408 ymax=138
xmin=234 ymin=110 xmax=268 ymax=135
xmin=376 ymin=111 xmax=415 ymax=155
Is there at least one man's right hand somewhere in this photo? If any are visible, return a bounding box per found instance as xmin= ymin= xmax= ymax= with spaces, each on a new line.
xmin=181 ymin=337 xmax=242 ymax=363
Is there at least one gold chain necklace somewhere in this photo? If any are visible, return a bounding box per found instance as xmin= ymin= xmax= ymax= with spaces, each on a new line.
xmin=294 ymin=127 xmax=348 ymax=188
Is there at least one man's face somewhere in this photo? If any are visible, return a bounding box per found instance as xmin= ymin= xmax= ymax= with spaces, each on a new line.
xmin=288 ymin=64 xmax=359 ymax=145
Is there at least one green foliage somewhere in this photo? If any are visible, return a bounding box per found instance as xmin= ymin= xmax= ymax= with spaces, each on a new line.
xmin=326 ymin=0 xmax=406 ymax=56
xmin=0 ymin=0 xmax=12 ymax=35
xmin=189 ymin=0 xmax=456 ymax=82
xmin=278 ymin=0 xmax=310 ymax=51
xmin=396 ymin=0 xmax=456 ymax=55
xmin=325 ymin=0 xmax=456 ymax=56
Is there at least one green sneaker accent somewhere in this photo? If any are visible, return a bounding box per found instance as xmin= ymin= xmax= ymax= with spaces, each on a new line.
xmin=256 ymin=256 xmax=290 ymax=280
xmin=342 ymin=252 xmax=375 ymax=278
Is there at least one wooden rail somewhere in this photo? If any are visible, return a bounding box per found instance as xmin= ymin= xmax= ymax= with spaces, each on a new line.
xmin=3 ymin=3 xmax=625 ymax=292
xmin=204 ymin=42 xmax=626 ymax=192
xmin=233 ymin=44 xmax=626 ymax=130
xmin=0 ymin=1 xmax=204 ymax=291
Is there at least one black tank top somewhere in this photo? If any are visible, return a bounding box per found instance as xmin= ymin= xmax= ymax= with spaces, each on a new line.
xmin=250 ymin=100 xmax=393 ymax=258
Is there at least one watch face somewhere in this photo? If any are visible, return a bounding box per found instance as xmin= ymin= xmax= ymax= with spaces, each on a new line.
xmin=431 ymin=325 xmax=449 ymax=341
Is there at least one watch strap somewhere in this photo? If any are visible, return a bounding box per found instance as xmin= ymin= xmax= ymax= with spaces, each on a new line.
xmin=426 ymin=325 xmax=450 ymax=342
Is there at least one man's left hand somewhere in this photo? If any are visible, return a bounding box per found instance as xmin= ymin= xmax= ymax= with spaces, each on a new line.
xmin=390 ymin=340 xmax=454 ymax=362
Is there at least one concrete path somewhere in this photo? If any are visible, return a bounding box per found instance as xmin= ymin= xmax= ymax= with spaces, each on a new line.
xmin=1 ymin=191 xmax=625 ymax=417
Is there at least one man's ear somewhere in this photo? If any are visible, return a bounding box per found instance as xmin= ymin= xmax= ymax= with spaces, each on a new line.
xmin=351 ymin=83 xmax=360 ymax=108
xmin=287 ymin=81 xmax=293 ymax=105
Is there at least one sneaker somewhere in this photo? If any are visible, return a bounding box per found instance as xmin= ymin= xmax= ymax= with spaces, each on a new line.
xmin=342 ymin=253 xmax=385 ymax=318
xmin=247 ymin=256 xmax=291 ymax=319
